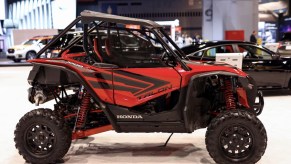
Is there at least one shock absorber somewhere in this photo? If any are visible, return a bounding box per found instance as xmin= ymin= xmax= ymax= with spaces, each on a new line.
xmin=75 ymin=90 xmax=91 ymax=129
xmin=224 ymin=77 xmax=236 ymax=110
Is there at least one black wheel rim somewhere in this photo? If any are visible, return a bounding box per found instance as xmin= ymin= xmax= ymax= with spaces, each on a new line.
xmin=25 ymin=123 xmax=56 ymax=156
xmin=219 ymin=124 xmax=254 ymax=160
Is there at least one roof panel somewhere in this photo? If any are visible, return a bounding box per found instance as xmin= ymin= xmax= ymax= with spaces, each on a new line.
xmin=80 ymin=10 xmax=162 ymax=28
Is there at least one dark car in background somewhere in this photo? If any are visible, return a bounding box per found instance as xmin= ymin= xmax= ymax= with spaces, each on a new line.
xmin=277 ymin=32 xmax=291 ymax=57
xmin=181 ymin=41 xmax=291 ymax=90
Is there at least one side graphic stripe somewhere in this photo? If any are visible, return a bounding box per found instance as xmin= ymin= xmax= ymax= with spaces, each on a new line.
xmin=114 ymin=75 xmax=150 ymax=88
xmin=89 ymin=81 xmax=112 ymax=89
xmin=89 ymin=81 xmax=140 ymax=93
xmin=113 ymin=70 xmax=170 ymax=96
xmin=84 ymin=70 xmax=171 ymax=96
xmin=83 ymin=71 xmax=150 ymax=89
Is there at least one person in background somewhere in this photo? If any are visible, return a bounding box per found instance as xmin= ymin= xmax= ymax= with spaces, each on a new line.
xmin=185 ymin=34 xmax=193 ymax=45
xmin=265 ymin=30 xmax=273 ymax=43
xmin=193 ymin=34 xmax=202 ymax=43
xmin=250 ymin=30 xmax=257 ymax=43
xmin=175 ymin=34 xmax=184 ymax=48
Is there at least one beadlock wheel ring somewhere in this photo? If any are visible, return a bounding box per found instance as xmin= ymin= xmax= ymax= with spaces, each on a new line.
xmin=219 ymin=124 xmax=254 ymax=160
xmin=25 ymin=123 xmax=56 ymax=157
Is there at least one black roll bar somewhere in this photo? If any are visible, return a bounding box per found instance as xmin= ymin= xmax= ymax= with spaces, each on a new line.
xmin=160 ymin=29 xmax=189 ymax=60
xmin=82 ymin=23 xmax=90 ymax=57
xmin=152 ymin=28 xmax=190 ymax=71
xmin=36 ymin=17 xmax=82 ymax=58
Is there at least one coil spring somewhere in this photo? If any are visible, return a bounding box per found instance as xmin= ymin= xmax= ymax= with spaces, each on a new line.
xmin=224 ymin=78 xmax=236 ymax=110
xmin=76 ymin=91 xmax=91 ymax=128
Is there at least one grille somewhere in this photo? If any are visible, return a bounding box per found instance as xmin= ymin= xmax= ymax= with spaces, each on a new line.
xmin=8 ymin=49 xmax=15 ymax=53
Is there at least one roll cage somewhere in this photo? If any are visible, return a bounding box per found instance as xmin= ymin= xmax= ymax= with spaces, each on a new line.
xmin=37 ymin=10 xmax=190 ymax=71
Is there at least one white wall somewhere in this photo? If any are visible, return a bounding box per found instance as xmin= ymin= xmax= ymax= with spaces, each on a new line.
xmin=0 ymin=0 xmax=5 ymax=20
xmin=203 ymin=0 xmax=258 ymax=41
xmin=12 ymin=29 xmax=58 ymax=45
xmin=51 ymin=0 xmax=76 ymax=29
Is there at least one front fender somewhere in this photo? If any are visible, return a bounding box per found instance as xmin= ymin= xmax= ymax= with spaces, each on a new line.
xmin=183 ymin=71 xmax=240 ymax=132
xmin=183 ymin=72 xmax=262 ymax=132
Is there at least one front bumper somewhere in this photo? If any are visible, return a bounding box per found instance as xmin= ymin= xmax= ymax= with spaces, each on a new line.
xmin=253 ymin=90 xmax=264 ymax=116
xmin=6 ymin=55 xmax=16 ymax=60
xmin=238 ymin=76 xmax=264 ymax=116
xmin=7 ymin=54 xmax=26 ymax=61
xmin=7 ymin=49 xmax=27 ymax=60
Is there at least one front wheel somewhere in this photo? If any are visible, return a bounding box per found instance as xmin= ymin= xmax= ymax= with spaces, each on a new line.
xmin=205 ymin=110 xmax=267 ymax=164
xmin=26 ymin=51 xmax=37 ymax=60
xmin=14 ymin=108 xmax=72 ymax=164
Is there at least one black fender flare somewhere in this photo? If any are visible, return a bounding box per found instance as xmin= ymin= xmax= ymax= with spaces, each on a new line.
xmin=183 ymin=71 xmax=253 ymax=132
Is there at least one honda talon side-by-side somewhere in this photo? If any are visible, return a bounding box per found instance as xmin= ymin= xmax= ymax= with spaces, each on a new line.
xmin=14 ymin=10 xmax=267 ymax=164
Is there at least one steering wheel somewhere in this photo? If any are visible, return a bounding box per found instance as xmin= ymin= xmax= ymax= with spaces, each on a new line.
xmin=159 ymin=51 xmax=177 ymax=67
xmin=160 ymin=51 xmax=169 ymax=61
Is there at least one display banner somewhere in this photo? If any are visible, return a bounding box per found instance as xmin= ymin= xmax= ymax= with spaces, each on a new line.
xmin=202 ymin=0 xmax=213 ymax=40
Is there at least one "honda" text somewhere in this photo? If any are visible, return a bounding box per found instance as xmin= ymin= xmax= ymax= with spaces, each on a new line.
xmin=117 ymin=115 xmax=143 ymax=119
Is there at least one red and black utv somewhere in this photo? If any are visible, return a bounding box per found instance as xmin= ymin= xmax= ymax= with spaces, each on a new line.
xmin=14 ymin=10 xmax=266 ymax=164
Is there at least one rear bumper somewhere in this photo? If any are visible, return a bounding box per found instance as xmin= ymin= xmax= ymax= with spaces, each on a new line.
xmin=253 ymin=90 xmax=264 ymax=116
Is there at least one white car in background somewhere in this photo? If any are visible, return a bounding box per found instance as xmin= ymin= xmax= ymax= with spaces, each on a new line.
xmin=7 ymin=36 xmax=53 ymax=62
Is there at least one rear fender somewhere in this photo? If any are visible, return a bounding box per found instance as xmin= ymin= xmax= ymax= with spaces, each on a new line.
xmin=28 ymin=63 xmax=120 ymax=131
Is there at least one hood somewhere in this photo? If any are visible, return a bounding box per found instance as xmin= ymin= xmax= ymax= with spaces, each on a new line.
xmin=9 ymin=45 xmax=31 ymax=50
xmin=184 ymin=60 xmax=248 ymax=77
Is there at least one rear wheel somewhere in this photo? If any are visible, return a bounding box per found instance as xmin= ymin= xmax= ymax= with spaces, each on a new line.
xmin=14 ymin=108 xmax=72 ymax=164
xmin=205 ymin=110 xmax=267 ymax=164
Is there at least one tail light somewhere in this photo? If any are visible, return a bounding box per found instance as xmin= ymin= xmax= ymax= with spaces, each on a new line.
xmin=278 ymin=41 xmax=282 ymax=49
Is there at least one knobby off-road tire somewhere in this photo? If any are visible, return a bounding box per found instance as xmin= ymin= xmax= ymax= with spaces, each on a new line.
xmin=205 ymin=110 xmax=267 ymax=164
xmin=14 ymin=108 xmax=72 ymax=164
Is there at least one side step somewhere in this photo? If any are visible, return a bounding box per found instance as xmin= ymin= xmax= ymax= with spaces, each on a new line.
xmin=117 ymin=122 xmax=186 ymax=133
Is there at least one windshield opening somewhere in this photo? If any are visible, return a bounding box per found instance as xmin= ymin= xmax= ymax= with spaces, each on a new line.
xmin=23 ymin=39 xmax=39 ymax=45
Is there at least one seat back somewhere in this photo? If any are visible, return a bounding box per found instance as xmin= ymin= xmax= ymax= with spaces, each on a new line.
xmin=93 ymin=38 xmax=103 ymax=62
xmin=104 ymin=38 xmax=112 ymax=56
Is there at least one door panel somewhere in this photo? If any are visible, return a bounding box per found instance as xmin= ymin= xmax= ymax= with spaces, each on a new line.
xmin=243 ymin=59 xmax=287 ymax=88
xmin=112 ymin=68 xmax=181 ymax=107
